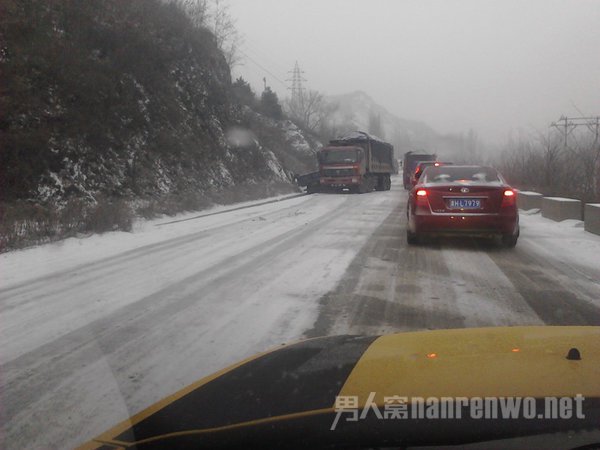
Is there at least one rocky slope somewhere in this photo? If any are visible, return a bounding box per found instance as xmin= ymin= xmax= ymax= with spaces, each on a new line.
xmin=0 ymin=0 xmax=318 ymax=206
xmin=0 ymin=0 xmax=321 ymax=250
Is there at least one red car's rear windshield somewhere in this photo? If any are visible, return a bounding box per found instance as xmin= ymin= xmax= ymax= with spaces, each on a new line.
xmin=422 ymin=166 xmax=501 ymax=184
xmin=416 ymin=162 xmax=436 ymax=170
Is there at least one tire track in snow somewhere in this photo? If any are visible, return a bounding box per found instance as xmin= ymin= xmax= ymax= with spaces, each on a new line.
xmin=2 ymin=190 xmax=396 ymax=450
xmin=0 ymin=195 xmax=336 ymax=362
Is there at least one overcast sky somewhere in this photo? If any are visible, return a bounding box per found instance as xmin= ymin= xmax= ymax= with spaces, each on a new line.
xmin=228 ymin=0 xmax=600 ymax=144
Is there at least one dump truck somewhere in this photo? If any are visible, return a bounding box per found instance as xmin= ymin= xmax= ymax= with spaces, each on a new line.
xmin=297 ymin=131 xmax=394 ymax=194
xmin=402 ymin=150 xmax=438 ymax=189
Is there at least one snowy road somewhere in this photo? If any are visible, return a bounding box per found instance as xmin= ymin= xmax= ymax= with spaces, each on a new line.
xmin=2 ymin=177 xmax=600 ymax=449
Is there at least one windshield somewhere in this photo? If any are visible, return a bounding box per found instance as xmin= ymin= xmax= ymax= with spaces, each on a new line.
xmin=414 ymin=161 xmax=437 ymax=175
xmin=3 ymin=1 xmax=600 ymax=449
xmin=320 ymin=149 xmax=361 ymax=163
xmin=422 ymin=166 xmax=502 ymax=183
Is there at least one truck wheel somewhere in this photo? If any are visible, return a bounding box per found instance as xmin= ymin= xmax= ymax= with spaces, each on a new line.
xmin=356 ymin=177 xmax=372 ymax=194
xmin=368 ymin=176 xmax=376 ymax=192
xmin=375 ymin=175 xmax=384 ymax=191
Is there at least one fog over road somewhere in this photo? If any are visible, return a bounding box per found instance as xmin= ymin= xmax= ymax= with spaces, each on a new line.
xmin=2 ymin=177 xmax=600 ymax=449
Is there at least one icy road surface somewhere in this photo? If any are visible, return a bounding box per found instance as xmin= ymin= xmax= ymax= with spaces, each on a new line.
xmin=2 ymin=177 xmax=600 ymax=449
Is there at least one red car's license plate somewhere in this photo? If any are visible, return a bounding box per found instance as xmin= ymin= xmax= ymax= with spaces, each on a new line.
xmin=447 ymin=198 xmax=481 ymax=209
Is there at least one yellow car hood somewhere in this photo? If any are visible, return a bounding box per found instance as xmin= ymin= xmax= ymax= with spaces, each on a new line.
xmin=79 ymin=326 xmax=600 ymax=449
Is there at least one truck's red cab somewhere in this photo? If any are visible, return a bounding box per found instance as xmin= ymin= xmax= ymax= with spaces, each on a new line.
xmin=318 ymin=145 xmax=365 ymax=189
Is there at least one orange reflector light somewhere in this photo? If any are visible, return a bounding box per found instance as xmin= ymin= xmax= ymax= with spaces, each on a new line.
xmin=426 ymin=353 xmax=437 ymax=359
xmin=416 ymin=189 xmax=427 ymax=196
xmin=504 ymin=190 xmax=515 ymax=196
xmin=511 ymin=348 xmax=520 ymax=352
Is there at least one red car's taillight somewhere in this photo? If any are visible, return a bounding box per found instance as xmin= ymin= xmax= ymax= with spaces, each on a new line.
xmin=501 ymin=189 xmax=516 ymax=208
xmin=415 ymin=189 xmax=429 ymax=208
xmin=414 ymin=188 xmax=430 ymax=213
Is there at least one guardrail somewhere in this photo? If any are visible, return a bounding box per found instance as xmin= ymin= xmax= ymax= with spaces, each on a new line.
xmin=541 ymin=197 xmax=582 ymax=221
xmin=584 ymin=203 xmax=600 ymax=235
xmin=516 ymin=191 xmax=543 ymax=210
xmin=517 ymin=190 xmax=599 ymax=236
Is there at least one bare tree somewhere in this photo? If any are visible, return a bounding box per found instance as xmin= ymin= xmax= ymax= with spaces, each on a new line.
xmin=175 ymin=0 xmax=209 ymax=28
xmin=209 ymin=0 xmax=242 ymax=68
xmin=571 ymin=137 xmax=599 ymax=201
xmin=537 ymin=133 xmax=564 ymax=194
xmin=173 ymin=0 xmax=242 ymax=69
xmin=287 ymin=90 xmax=332 ymax=132
xmin=465 ymin=128 xmax=480 ymax=162
xmin=494 ymin=131 xmax=600 ymax=201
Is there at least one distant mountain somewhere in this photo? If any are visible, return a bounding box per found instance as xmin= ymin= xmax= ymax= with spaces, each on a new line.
xmin=324 ymin=91 xmax=477 ymax=161
xmin=324 ymin=91 xmax=436 ymax=154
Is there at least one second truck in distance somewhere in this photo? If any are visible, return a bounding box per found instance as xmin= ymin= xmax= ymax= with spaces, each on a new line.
xmin=402 ymin=150 xmax=438 ymax=190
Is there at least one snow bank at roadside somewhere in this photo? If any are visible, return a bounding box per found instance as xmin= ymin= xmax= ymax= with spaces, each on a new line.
xmin=519 ymin=210 xmax=600 ymax=274
xmin=0 ymin=193 xmax=306 ymax=289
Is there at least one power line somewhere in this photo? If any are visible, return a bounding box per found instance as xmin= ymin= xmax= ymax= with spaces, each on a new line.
xmin=237 ymin=48 xmax=288 ymax=89
xmin=550 ymin=115 xmax=600 ymax=150
xmin=241 ymin=37 xmax=291 ymax=74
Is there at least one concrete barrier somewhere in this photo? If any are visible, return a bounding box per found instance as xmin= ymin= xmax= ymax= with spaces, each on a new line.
xmin=541 ymin=197 xmax=582 ymax=221
xmin=584 ymin=203 xmax=600 ymax=236
xmin=517 ymin=191 xmax=544 ymax=210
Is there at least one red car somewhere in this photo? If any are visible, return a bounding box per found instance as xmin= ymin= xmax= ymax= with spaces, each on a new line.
xmin=407 ymin=165 xmax=519 ymax=247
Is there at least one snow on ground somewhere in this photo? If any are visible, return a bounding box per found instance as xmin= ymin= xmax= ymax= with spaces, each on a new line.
xmin=1 ymin=186 xmax=399 ymax=449
xmin=2 ymin=193 xmax=349 ymax=362
xmin=519 ymin=208 xmax=600 ymax=278
xmin=3 ymin=181 xmax=600 ymax=450
xmin=0 ymin=193 xmax=304 ymax=289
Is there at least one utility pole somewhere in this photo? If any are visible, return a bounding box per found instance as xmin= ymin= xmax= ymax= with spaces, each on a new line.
xmin=550 ymin=115 xmax=600 ymax=197
xmin=550 ymin=115 xmax=600 ymax=151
